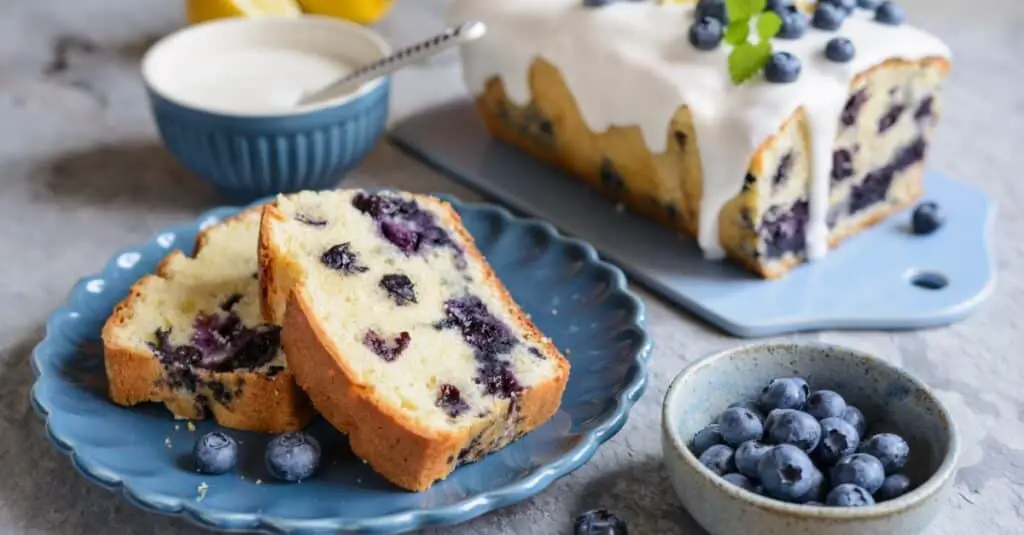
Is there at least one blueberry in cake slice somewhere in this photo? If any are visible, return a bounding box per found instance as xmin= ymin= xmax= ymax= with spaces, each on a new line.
xmin=103 ymin=208 xmax=314 ymax=433
xmin=258 ymin=190 xmax=571 ymax=491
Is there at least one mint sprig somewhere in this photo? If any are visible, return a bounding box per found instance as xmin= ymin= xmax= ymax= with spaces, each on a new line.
xmin=724 ymin=0 xmax=783 ymax=84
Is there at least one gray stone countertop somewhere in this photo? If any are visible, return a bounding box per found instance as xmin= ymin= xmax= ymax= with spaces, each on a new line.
xmin=1 ymin=0 xmax=1022 ymax=533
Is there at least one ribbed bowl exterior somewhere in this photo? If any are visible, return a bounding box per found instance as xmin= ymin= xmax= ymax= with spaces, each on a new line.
xmin=147 ymin=79 xmax=390 ymax=202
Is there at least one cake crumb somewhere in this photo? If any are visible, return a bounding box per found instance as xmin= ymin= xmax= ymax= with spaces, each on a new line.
xmin=255 ymin=479 xmax=263 ymax=485
xmin=565 ymin=348 xmax=572 ymax=355
xmin=551 ymin=308 xmax=558 ymax=316
xmin=196 ymin=482 xmax=208 ymax=502
xmin=174 ymin=424 xmax=180 ymax=432
xmin=187 ymin=421 xmax=196 ymax=432
xmin=615 ymin=203 xmax=625 ymax=213
xmin=164 ymin=437 xmax=172 ymax=448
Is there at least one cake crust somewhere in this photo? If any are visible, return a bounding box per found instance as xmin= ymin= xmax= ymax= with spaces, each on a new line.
xmin=102 ymin=209 xmax=315 ymax=433
xmin=258 ymin=193 xmax=570 ymax=491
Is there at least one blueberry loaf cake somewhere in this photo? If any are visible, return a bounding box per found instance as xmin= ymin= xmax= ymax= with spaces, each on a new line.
xmin=258 ymin=190 xmax=571 ymax=491
xmin=102 ymin=209 xmax=314 ymax=433
xmin=449 ymin=0 xmax=951 ymax=278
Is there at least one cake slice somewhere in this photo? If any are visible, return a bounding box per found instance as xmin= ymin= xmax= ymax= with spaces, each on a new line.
xmin=258 ymin=189 xmax=571 ymax=491
xmin=102 ymin=208 xmax=314 ymax=433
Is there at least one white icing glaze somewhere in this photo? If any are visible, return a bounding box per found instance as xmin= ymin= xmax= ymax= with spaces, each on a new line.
xmin=447 ymin=0 xmax=950 ymax=260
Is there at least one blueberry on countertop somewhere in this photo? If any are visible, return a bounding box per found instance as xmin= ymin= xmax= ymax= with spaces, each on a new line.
xmin=691 ymin=423 xmax=725 ymax=456
xmin=695 ymin=0 xmax=729 ymax=24
xmin=860 ymin=433 xmax=910 ymax=474
xmin=911 ymin=202 xmax=944 ymax=235
xmin=822 ymin=0 xmax=857 ymax=14
xmin=840 ymin=405 xmax=867 ymax=437
xmin=825 ymin=37 xmax=856 ymax=63
xmin=193 ymin=431 xmax=238 ymax=475
xmin=723 ymin=472 xmax=757 ymax=492
xmin=812 ymin=3 xmax=846 ymax=31
xmin=805 ymin=390 xmax=847 ymax=420
xmin=700 ymin=444 xmax=737 ymax=475
xmin=689 ymin=17 xmax=724 ymax=51
xmin=759 ymin=377 xmax=809 ymax=411
xmin=735 ymin=440 xmax=773 ymax=479
xmin=574 ymin=509 xmax=629 ymax=535
xmin=266 ymin=432 xmax=321 ymax=482
xmin=766 ymin=409 xmax=821 ymax=452
xmin=757 ymin=444 xmax=817 ymax=502
xmin=827 ymin=483 xmax=876 ymax=506
xmin=719 ymin=407 xmax=765 ymax=446
xmin=875 ymin=473 xmax=913 ymax=501
xmin=874 ymin=1 xmax=906 ymax=25
xmin=831 ymin=453 xmax=885 ymax=494
xmin=857 ymin=0 xmax=882 ymax=8
xmin=813 ymin=417 xmax=861 ymax=466
xmin=776 ymin=9 xmax=810 ymax=39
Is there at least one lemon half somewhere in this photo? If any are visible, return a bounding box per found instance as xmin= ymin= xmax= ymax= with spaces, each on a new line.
xmin=297 ymin=0 xmax=395 ymax=25
xmin=186 ymin=0 xmax=302 ymax=25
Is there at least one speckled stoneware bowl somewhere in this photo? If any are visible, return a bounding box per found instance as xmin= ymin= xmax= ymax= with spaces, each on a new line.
xmin=142 ymin=16 xmax=391 ymax=202
xmin=662 ymin=342 xmax=960 ymax=535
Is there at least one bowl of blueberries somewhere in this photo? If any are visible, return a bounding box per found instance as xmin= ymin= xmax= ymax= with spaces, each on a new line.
xmin=661 ymin=342 xmax=960 ymax=535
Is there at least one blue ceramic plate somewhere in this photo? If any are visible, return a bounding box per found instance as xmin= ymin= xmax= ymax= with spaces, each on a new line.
xmin=29 ymin=196 xmax=651 ymax=534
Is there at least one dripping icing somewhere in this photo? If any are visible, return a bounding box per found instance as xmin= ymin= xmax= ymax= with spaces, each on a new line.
xmin=448 ymin=0 xmax=950 ymax=260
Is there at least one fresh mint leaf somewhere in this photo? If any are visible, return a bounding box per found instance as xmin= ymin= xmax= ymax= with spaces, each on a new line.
xmin=726 ymin=0 xmax=766 ymax=21
xmin=724 ymin=21 xmax=751 ymax=46
xmin=728 ymin=41 xmax=772 ymax=84
xmin=756 ymin=11 xmax=782 ymax=40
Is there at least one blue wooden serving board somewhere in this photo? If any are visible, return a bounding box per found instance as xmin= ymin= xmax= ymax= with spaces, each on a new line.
xmin=389 ymin=97 xmax=996 ymax=338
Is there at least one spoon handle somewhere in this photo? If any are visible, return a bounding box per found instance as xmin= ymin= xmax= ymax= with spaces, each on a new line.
xmin=298 ymin=20 xmax=487 ymax=106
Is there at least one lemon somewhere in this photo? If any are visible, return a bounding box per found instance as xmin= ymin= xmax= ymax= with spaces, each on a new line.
xmin=297 ymin=0 xmax=395 ymax=25
xmin=186 ymin=0 xmax=302 ymax=25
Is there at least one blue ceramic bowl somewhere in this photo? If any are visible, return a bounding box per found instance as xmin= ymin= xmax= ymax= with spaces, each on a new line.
xmin=662 ymin=342 xmax=960 ymax=535
xmin=30 ymin=195 xmax=652 ymax=534
xmin=142 ymin=16 xmax=392 ymax=202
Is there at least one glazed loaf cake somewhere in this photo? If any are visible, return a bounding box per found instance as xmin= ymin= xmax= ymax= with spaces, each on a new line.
xmin=258 ymin=189 xmax=570 ymax=491
xmin=449 ymin=0 xmax=951 ymax=278
xmin=102 ymin=209 xmax=314 ymax=433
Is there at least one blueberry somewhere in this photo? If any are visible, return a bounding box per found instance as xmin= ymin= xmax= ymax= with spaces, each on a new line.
xmin=265 ymin=432 xmax=321 ymax=482
xmin=735 ymin=440 xmax=773 ymax=479
xmin=857 ymin=0 xmax=882 ymax=8
xmin=582 ymin=0 xmax=615 ymax=6
xmin=822 ymin=0 xmax=856 ymax=14
xmin=860 ymin=433 xmax=910 ymax=474
xmin=825 ymin=37 xmax=856 ymax=63
xmin=691 ymin=424 xmax=724 ymax=456
xmin=840 ymin=406 xmax=867 ymax=437
xmin=700 ymin=444 xmax=736 ymax=475
xmin=813 ymin=417 xmax=861 ymax=466
xmin=875 ymin=473 xmax=912 ymax=501
xmin=193 ymin=431 xmax=238 ymax=475
xmin=826 ymin=483 xmax=876 ymax=506
xmin=380 ymin=274 xmax=417 ymax=305
xmin=718 ymin=407 xmax=765 ymax=446
xmin=831 ymin=453 xmax=885 ymax=494
xmin=759 ymin=377 xmax=809 ymax=411
xmin=766 ymin=410 xmax=821 ymax=452
xmin=695 ymin=0 xmax=728 ymax=23
xmin=362 ymin=330 xmax=412 ymax=362
xmin=776 ymin=9 xmax=810 ymax=39
xmin=722 ymin=472 xmax=756 ymax=492
xmin=764 ymin=0 xmax=791 ymax=12
xmin=320 ymin=242 xmax=368 ymax=274
xmin=812 ymin=3 xmax=846 ymax=31
xmin=796 ymin=467 xmax=826 ymax=503
xmin=805 ymin=390 xmax=847 ymax=420
xmin=689 ymin=17 xmax=723 ymax=51
xmin=764 ymin=408 xmax=786 ymax=431
xmin=573 ymin=509 xmax=628 ymax=535
xmin=757 ymin=444 xmax=816 ymax=502
xmin=911 ymin=202 xmax=944 ymax=235
xmin=764 ymin=52 xmax=802 ymax=84
xmin=727 ymin=399 xmax=764 ymax=421
xmin=436 ymin=383 xmax=470 ymax=417
xmin=874 ymin=1 xmax=905 ymax=25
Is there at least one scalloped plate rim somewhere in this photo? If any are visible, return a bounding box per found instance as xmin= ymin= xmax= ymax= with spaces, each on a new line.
xmin=29 ymin=193 xmax=653 ymax=534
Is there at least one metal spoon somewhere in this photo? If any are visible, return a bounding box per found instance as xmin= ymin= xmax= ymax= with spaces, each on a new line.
xmin=297 ymin=20 xmax=487 ymax=106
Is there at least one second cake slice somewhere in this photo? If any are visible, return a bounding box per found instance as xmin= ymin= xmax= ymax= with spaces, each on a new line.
xmin=258 ymin=189 xmax=571 ymax=491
